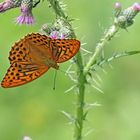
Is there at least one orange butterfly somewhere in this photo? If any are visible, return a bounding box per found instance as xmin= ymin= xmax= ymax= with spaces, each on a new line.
xmin=1 ymin=33 xmax=80 ymax=88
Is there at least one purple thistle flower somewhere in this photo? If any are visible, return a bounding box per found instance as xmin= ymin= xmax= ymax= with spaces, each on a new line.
xmin=49 ymin=31 xmax=66 ymax=39
xmin=132 ymin=3 xmax=140 ymax=12
xmin=41 ymin=18 xmax=74 ymax=39
xmin=50 ymin=31 xmax=58 ymax=39
xmin=60 ymin=33 xmax=65 ymax=39
xmin=0 ymin=0 xmax=39 ymax=25
xmin=16 ymin=2 xmax=34 ymax=25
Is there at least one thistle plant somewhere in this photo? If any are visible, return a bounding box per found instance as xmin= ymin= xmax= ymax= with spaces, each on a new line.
xmin=0 ymin=1 xmax=140 ymax=140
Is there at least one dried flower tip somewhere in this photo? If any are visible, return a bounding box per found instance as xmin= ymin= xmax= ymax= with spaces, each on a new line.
xmin=114 ymin=2 xmax=122 ymax=9
xmin=23 ymin=136 xmax=32 ymax=140
xmin=114 ymin=2 xmax=122 ymax=17
xmin=132 ymin=3 xmax=140 ymax=11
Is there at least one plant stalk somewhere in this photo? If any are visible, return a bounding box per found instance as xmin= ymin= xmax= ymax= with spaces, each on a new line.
xmin=47 ymin=0 xmax=86 ymax=140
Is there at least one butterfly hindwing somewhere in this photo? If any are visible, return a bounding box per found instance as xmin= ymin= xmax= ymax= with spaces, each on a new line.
xmin=1 ymin=62 xmax=49 ymax=88
xmin=50 ymin=39 xmax=80 ymax=63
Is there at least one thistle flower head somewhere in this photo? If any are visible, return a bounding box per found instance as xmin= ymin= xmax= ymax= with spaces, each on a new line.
xmin=16 ymin=2 xmax=34 ymax=25
xmin=114 ymin=2 xmax=140 ymax=28
xmin=0 ymin=0 xmax=40 ymax=25
xmin=41 ymin=18 xmax=74 ymax=39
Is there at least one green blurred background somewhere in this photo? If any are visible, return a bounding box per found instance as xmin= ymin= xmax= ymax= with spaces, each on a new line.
xmin=0 ymin=0 xmax=140 ymax=140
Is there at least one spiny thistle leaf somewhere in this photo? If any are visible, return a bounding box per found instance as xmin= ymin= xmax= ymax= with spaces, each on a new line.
xmin=94 ymin=50 xmax=140 ymax=68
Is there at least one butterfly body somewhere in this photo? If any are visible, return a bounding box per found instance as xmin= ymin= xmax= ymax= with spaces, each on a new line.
xmin=1 ymin=33 xmax=80 ymax=88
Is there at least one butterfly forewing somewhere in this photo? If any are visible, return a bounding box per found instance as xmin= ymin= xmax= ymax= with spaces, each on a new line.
xmin=51 ymin=39 xmax=80 ymax=63
xmin=9 ymin=38 xmax=30 ymax=64
xmin=9 ymin=33 xmax=52 ymax=64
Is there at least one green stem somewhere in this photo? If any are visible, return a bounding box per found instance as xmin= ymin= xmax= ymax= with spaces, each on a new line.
xmin=47 ymin=0 xmax=86 ymax=140
xmin=84 ymin=24 xmax=120 ymax=75
xmin=74 ymin=51 xmax=86 ymax=140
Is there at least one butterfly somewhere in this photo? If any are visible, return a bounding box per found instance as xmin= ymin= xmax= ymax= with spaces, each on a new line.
xmin=1 ymin=33 xmax=80 ymax=88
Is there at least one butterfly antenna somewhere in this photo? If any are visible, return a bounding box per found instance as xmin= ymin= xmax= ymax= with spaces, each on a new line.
xmin=53 ymin=70 xmax=57 ymax=90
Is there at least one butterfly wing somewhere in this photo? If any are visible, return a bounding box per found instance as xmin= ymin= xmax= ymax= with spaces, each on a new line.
xmin=50 ymin=39 xmax=80 ymax=63
xmin=1 ymin=33 xmax=54 ymax=88
xmin=1 ymin=33 xmax=79 ymax=88
xmin=9 ymin=33 xmax=52 ymax=64
xmin=1 ymin=62 xmax=50 ymax=88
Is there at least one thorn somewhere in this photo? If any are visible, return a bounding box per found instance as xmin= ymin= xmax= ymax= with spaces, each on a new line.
xmin=64 ymin=85 xmax=77 ymax=93
xmin=83 ymin=111 xmax=89 ymax=120
xmin=92 ymin=77 xmax=101 ymax=88
xmin=73 ymin=26 xmax=79 ymax=30
xmin=101 ymin=68 xmax=108 ymax=74
xmin=65 ymin=64 xmax=73 ymax=74
xmin=67 ymin=73 xmax=77 ymax=82
xmin=66 ymin=71 xmax=76 ymax=74
xmin=80 ymin=47 xmax=92 ymax=54
xmin=70 ymin=18 xmax=80 ymax=21
xmin=60 ymin=111 xmax=75 ymax=123
xmin=84 ymin=129 xmax=94 ymax=137
xmin=124 ymin=28 xmax=129 ymax=32
xmin=81 ymin=42 xmax=87 ymax=46
xmin=95 ymin=72 xmax=102 ymax=82
xmin=75 ymin=120 xmax=81 ymax=129
xmin=108 ymin=63 xmax=114 ymax=69
xmin=91 ymin=84 xmax=104 ymax=94
xmin=85 ymin=102 xmax=102 ymax=110
xmin=101 ymin=50 xmax=105 ymax=60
